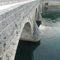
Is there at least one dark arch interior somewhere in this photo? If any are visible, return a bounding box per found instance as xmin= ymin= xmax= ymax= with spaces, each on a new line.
xmin=14 ymin=40 xmax=40 ymax=60
xmin=35 ymin=8 xmax=42 ymax=27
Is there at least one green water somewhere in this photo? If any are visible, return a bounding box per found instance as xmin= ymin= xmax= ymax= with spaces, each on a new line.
xmin=42 ymin=6 xmax=60 ymax=19
xmin=15 ymin=15 xmax=60 ymax=60
xmin=34 ymin=17 xmax=60 ymax=60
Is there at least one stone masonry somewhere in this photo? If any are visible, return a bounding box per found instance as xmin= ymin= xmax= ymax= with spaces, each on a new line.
xmin=0 ymin=0 xmax=41 ymax=60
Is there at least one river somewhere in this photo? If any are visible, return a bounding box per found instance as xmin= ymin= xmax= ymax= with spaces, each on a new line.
xmin=15 ymin=13 xmax=60 ymax=60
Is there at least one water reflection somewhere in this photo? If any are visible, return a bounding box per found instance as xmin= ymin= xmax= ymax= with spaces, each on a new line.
xmin=15 ymin=40 xmax=40 ymax=60
xmin=33 ymin=17 xmax=60 ymax=60
xmin=15 ymin=13 xmax=60 ymax=60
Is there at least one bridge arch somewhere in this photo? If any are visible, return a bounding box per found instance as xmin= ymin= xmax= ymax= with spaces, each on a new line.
xmin=20 ymin=22 xmax=33 ymax=41
xmin=35 ymin=6 xmax=42 ymax=27
xmin=14 ymin=22 xmax=33 ymax=60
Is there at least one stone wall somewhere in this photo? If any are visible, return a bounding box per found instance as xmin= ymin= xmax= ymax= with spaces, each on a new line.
xmin=0 ymin=0 xmax=40 ymax=60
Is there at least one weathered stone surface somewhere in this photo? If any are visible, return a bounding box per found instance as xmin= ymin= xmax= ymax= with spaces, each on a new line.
xmin=0 ymin=0 xmax=41 ymax=60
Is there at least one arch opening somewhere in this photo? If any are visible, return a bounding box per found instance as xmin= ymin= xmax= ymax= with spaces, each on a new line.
xmin=35 ymin=8 xmax=42 ymax=27
xmin=20 ymin=22 xmax=32 ymax=41
xmin=14 ymin=21 xmax=40 ymax=60
xmin=14 ymin=22 xmax=34 ymax=60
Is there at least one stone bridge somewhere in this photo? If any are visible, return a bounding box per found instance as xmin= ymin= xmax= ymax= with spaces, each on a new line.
xmin=0 ymin=0 xmax=41 ymax=60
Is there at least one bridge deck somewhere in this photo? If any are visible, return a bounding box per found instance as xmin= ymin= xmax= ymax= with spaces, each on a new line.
xmin=0 ymin=0 xmax=35 ymax=15
xmin=0 ymin=0 xmax=35 ymax=5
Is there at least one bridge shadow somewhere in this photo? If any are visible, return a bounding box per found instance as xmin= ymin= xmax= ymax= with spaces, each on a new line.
xmin=15 ymin=40 xmax=40 ymax=60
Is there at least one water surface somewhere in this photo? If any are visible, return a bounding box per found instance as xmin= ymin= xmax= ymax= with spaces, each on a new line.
xmin=34 ymin=18 xmax=60 ymax=60
xmin=15 ymin=16 xmax=60 ymax=60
